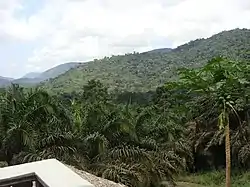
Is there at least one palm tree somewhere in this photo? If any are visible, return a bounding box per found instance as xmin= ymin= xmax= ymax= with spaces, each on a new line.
xmin=70 ymin=84 xmax=188 ymax=186
xmin=0 ymin=85 xmax=76 ymax=165
xmin=178 ymin=57 xmax=249 ymax=187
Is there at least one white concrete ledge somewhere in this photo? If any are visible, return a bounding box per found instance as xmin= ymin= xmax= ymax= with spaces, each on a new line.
xmin=0 ymin=159 xmax=94 ymax=187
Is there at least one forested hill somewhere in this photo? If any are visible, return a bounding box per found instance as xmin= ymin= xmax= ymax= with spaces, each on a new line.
xmin=41 ymin=28 xmax=250 ymax=93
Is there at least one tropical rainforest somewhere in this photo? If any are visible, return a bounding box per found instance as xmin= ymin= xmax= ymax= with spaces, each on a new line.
xmin=41 ymin=28 xmax=250 ymax=94
xmin=0 ymin=29 xmax=250 ymax=187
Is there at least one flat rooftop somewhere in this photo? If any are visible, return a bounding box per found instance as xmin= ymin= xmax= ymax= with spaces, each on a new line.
xmin=0 ymin=159 xmax=94 ymax=187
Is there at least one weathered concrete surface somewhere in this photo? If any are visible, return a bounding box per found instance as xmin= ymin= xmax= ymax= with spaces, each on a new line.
xmin=0 ymin=159 xmax=94 ymax=187
xmin=67 ymin=165 xmax=127 ymax=187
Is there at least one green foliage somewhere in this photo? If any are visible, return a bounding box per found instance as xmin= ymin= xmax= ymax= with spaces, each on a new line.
xmin=0 ymin=51 xmax=249 ymax=187
xmin=176 ymin=58 xmax=250 ymax=171
xmin=0 ymin=84 xmax=75 ymax=164
xmin=178 ymin=171 xmax=250 ymax=187
xmin=41 ymin=29 xmax=250 ymax=94
xmin=0 ymin=81 xmax=189 ymax=187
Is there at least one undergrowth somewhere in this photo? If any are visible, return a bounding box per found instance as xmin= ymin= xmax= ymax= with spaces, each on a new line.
xmin=177 ymin=170 xmax=250 ymax=187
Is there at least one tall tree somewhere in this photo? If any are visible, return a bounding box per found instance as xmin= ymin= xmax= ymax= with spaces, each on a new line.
xmin=177 ymin=57 xmax=249 ymax=187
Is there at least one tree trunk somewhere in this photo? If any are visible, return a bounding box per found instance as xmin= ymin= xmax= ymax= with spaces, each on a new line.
xmin=225 ymin=119 xmax=231 ymax=187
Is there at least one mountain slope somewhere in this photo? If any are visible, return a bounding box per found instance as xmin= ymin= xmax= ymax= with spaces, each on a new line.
xmin=41 ymin=28 xmax=250 ymax=93
xmin=22 ymin=72 xmax=41 ymax=79
xmin=13 ymin=62 xmax=82 ymax=86
xmin=145 ymin=48 xmax=172 ymax=54
xmin=0 ymin=76 xmax=14 ymax=81
xmin=0 ymin=76 xmax=14 ymax=87
xmin=39 ymin=62 xmax=82 ymax=81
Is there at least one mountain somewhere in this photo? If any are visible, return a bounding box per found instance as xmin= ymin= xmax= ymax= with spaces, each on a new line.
xmin=40 ymin=28 xmax=250 ymax=94
xmin=12 ymin=77 xmax=41 ymax=86
xmin=39 ymin=62 xmax=82 ymax=81
xmin=11 ymin=62 xmax=82 ymax=86
xmin=0 ymin=76 xmax=14 ymax=81
xmin=0 ymin=76 xmax=14 ymax=87
xmin=145 ymin=48 xmax=172 ymax=54
xmin=22 ymin=72 xmax=41 ymax=79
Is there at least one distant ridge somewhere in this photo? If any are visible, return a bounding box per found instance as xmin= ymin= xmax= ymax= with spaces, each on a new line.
xmin=1 ymin=28 xmax=249 ymax=91
xmin=0 ymin=76 xmax=14 ymax=87
xmin=40 ymin=28 xmax=250 ymax=93
xmin=0 ymin=62 xmax=82 ymax=87
xmin=146 ymin=48 xmax=172 ymax=54
xmin=22 ymin=72 xmax=41 ymax=79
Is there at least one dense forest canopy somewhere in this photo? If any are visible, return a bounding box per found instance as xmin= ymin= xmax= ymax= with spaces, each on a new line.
xmin=41 ymin=29 xmax=250 ymax=94
xmin=0 ymin=56 xmax=249 ymax=187
xmin=0 ymin=28 xmax=250 ymax=187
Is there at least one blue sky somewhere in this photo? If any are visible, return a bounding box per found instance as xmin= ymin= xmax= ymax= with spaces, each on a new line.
xmin=16 ymin=0 xmax=45 ymax=18
xmin=0 ymin=0 xmax=250 ymax=78
xmin=0 ymin=0 xmax=46 ymax=78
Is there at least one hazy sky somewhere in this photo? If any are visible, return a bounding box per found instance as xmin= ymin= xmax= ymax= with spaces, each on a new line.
xmin=0 ymin=0 xmax=250 ymax=78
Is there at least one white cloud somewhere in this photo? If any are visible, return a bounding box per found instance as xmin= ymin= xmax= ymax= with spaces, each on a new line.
xmin=1 ymin=0 xmax=250 ymax=73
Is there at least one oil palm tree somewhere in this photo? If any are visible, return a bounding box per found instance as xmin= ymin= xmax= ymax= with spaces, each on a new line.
xmin=0 ymin=84 xmax=76 ymax=165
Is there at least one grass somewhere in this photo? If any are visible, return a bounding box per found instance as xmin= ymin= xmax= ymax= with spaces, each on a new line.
xmin=176 ymin=182 xmax=205 ymax=187
xmin=176 ymin=170 xmax=250 ymax=187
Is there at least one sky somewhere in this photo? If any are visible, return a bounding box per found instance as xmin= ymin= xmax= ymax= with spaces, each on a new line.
xmin=0 ymin=0 xmax=250 ymax=78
